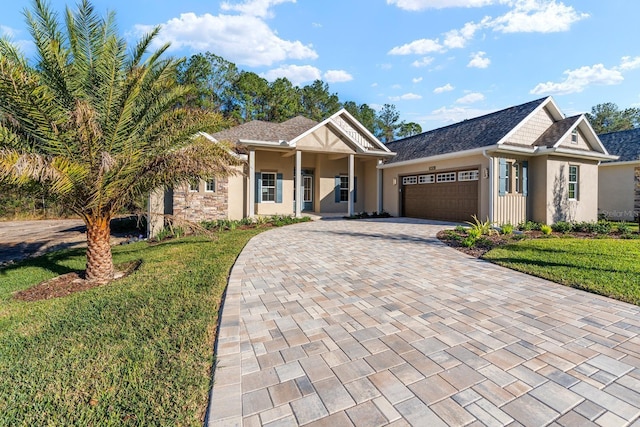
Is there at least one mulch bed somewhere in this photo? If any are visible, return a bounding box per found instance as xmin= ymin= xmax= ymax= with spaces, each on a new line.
xmin=14 ymin=260 xmax=142 ymax=302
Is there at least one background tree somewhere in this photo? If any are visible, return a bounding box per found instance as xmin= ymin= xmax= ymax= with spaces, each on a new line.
xmin=343 ymin=101 xmax=378 ymax=135
xmin=586 ymin=102 xmax=640 ymax=134
xmin=266 ymin=78 xmax=302 ymax=122
xmin=376 ymin=104 xmax=401 ymax=143
xmin=397 ymin=121 xmax=423 ymax=138
xmin=301 ymin=80 xmax=341 ymax=122
xmin=0 ymin=0 xmax=241 ymax=283
xmin=228 ymin=71 xmax=270 ymax=122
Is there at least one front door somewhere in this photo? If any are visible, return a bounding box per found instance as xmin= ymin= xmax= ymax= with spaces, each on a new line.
xmin=302 ymin=174 xmax=313 ymax=211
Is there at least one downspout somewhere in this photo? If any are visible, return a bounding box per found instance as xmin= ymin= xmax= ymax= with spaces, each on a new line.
xmin=482 ymin=149 xmax=494 ymax=223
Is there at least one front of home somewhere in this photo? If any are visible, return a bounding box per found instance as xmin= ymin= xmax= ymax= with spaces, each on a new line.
xmin=598 ymin=128 xmax=640 ymax=221
xmin=381 ymin=97 xmax=617 ymax=225
xmin=149 ymin=96 xmax=618 ymax=235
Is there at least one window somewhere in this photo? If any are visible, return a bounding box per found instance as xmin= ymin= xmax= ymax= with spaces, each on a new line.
xmin=504 ymin=164 xmax=511 ymax=193
xmin=571 ymin=129 xmax=578 ymax=144
xmin=205 ymin=179 xmax=216 ymax=192
xmin=568 ymin=165 xmax=579 ymax=199
xmin=261 ymin=172 xmax=276 ymax=202
xmin=458 ymin=170 xmax=479 ymax=181
xmin=437 ymin=172 xmax=456 ymax=183
xmin=514 ymin=164 xmax=520 ymax=193
xmin=402 ymin=176 xmax=417 ymax=185
xmin=418 ymin=174 xmax=434 ymax=184
xmin=189 ymin=180 xmax=199 ymax=192
xmin=339 ymin=176 xmax=349 ymax=202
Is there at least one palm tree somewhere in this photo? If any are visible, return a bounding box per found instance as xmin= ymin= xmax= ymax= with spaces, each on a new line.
xmin=0 ymin=0 xmax=241 ymax=283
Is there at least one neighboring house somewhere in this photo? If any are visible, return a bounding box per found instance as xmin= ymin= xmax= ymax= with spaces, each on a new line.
xmin=598 ymin=128 xmax=640 ymax=221
xmin=149 ymin=109 xmax=394 ymax=235
xmin=381 ymin=96 xmax=617 ymax=225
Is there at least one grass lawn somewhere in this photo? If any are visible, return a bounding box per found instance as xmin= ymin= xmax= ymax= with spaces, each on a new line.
xmin=483 ymin=238 xmax=640 ymax=305
xmin=0 ymin=228 xmax=262 ymax=426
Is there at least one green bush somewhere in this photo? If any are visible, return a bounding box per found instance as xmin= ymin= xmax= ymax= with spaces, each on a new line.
xmin=500 ymin=223 xmax=514 ymax=235
xmin=593 ymin=221 xmax=612 ymax=234
xmin=467 ymin=228 xmax=482 ymax=239
xmin=518 ymin=220 xmax=541 ymax=231
xmin=541 ymin=224 xmax=552 ymax=235
xmin=466 ymin=215 xmax=497 ymax=236
xmin=461 ymin=236 xmax=476 ymax=247
xmin=617 ymin=222 xmax=631 ymax=234
xmin=551 ymin=221 xmax=572 ymax=233
xmin=454 ymin=225 xmax=466 ymax=233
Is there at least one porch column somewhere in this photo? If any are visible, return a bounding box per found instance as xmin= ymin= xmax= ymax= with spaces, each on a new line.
xmin=348 ymin=154 xmax=355 ymax=216
xmin=377 ymin=159 xmax=383 ymax=213
xmin=295 ymin=150 xmax=302 ymax=218
xmin=248 ymin=149 xmax=255 ymax=218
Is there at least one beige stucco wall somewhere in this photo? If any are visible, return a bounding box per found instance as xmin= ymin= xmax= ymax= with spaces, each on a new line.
xmin=227 ymin=165 xmax=246 ymax=220
xmin=296 ymin=126 xmax=354 ymax=154
xmin=529 ymin=156 xmax=548 ymax=224
xmin=314 ymin=154 xmax=366 ymax=214
xmin=507 ymin=107 xmax=553 ymax=146
xmin=598 ymin=163 xmax=639 ymax=221
xmin=254 ymin=150 xmax=295 ymax=216
xmin=381 ymin=154 xmax=490 ymax=219
xmin=558 ymin=127 xmax=591 ymax=151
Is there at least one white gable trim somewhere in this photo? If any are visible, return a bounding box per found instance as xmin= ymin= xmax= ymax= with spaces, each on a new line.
xmin=496 ymin=96 xmax=563 ymax=146
xmin=328 ymin=109 xmax=391 ymax=153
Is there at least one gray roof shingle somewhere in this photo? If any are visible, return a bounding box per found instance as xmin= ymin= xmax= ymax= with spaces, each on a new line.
xmin=211 ymin=116 xmax=318 ymax=143
xmin=384 ymin=97 xmax=548 ymax=163
xmin=598 ymin=128 xmax=640 ymax=162
xmin=532 ymin=115 xmax=581 ymax=148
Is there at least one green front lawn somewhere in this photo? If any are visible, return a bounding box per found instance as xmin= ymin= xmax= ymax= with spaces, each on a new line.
xmin=0 ymin=229 xmax=262 ymax=426
xmin=483 ymin=238 xmax=640 ymax=305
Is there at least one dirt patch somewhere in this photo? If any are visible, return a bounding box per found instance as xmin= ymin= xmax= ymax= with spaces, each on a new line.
xmin=14 ymin=260 xmax=142 ymax=302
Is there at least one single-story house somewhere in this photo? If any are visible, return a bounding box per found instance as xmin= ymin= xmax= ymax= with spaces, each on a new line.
xmin=148 ymin=109 xmax=395 ymax=235
xmin=381 ymin=96 xmax=617 ymax=225
xmin=598 ymin=128 xmax=640 ymax=221
xmin=149 ymin=96 xmax=617 ymax=234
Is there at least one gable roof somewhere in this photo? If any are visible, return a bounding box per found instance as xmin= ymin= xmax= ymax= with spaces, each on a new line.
xmin=210 ymin=116 xmax=318 ymax=143
xmin=385 ymin=97 xmax=548 ymax=164
xmin=598 ymin=128 xmax=640 ymax=162
xmin=533 ymin=115 xmax=581 ymax=147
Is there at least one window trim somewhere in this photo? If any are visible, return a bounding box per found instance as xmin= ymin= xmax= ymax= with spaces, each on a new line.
xmin=261 ymin=171 xmax=277 ymax=203
xmin=436 ymin=172 xmax=456 ymax=183
xmin=458 ymin=170 xmax=479 ymax=182
xmin=205 ymin=179 xmax=216 ymax=193
xmin=402 ymin=176 xmax=418 ymax=185
xmin=571 ymin=129 xmax=578 ymax=144
xmin=418 ymin=174 xmax=435 ymax=184
xmin=568 ymin=165 xmax=579 ymax=200
xmin=339 ymin=175 xmax=349 ymax=203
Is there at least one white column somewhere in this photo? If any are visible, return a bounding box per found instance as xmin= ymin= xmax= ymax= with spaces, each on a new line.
xmin=248 ymin=149 xmax=255 ymax=218
xmin=377 ymin=160 xmax=383 ymax=213
xmin=348 ymin=154 xmax=355 ymax=216
xmin=295 ymin=150 xmax=302 ymax=218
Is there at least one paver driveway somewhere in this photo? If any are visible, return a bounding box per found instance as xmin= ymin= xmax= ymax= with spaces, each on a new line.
xmin=207 ymin=218 xmax=640 ymax=427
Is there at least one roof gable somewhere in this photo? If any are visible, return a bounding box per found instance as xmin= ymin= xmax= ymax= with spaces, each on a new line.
xmin=385 ymin=97 xmax=548 ymax=163
xmin=599 ymin=128 xmax=640 ymax=162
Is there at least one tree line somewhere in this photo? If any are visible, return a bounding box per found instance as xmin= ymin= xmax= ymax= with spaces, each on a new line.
xmin=176 ymin=52 xmax=422 ymax=143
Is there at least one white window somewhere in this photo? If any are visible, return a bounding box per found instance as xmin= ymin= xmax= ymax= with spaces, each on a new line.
xmin=189 ymin=180 xmax=199 ymax=192
xmin=568 ymin=165 xmax=579 ymax=199
xmin=571 ymin=129 xmax=578 ymax=144
xmin=458 ymin=170 xmax=479 ymax=181
xmin=339 ymin=175 xmax=349 ymax=202
xmin=261 ymin=172 xmax=276 ymax=202
xmin=205 ymin=179 xmax=216 ymax=192
xmin=514 ymin=164 xmax=520 ymax=193
xmin=402 ymin=176 xmax=418 ymax=185
xmin=436 ymin=172 xmax=456 ymax=183
xmin=504 ymin=164 xmax=511 ymax=193
xmin=418 ymin=174 xmax=435 ymax=184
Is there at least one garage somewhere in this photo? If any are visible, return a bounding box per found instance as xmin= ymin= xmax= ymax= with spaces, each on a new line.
xmin=401 ymin=169 xmax=478 ymax=222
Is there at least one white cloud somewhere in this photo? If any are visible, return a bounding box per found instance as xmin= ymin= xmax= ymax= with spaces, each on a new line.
xmin=491 ymin=0 xmax=589 ymax=33
xmin=312 ymin=22 xmax=323 ymax=28
xmin=262 ymin=64 xmax=321 ymax=86
xmin=371 ymin=82 xmax=379 ymax=87
xmin=530 ymin=63 xmax=624 ymax=95
xmin=420 ymin=106 xmax=495 ymax=124
xmin=412 ymin=77 xmax=423 ymax=83
xmin=323 ymin=69 xmax=353 ymax=83
xmin=411 ymin=57 xmax=435 ymax=68
xmin=388 ymin=38 xmax=444 ymax=55
xmin=0 ymin=25 xmax=16 ymax=38
xmin=134 ymin=12 xmax=317 ymax=67
xmin=443 ymin=21 xmax=481 ymax=48
xmin=390 ymin=93 xmax=423 ymax=101
xmin=468 ymin=51 xmax=490 ymax=68
xmin=387 ymin=0 xmax=497 ymax=10
xmin=434 ymin=83 xmax=455 ymax=93
xmin=618 ymin=56 xmax=640 ymax=71
xmin=220 ymin=0 xmax=295 ymax=18
xmin=456 ymin=92 xmax=485 ymax=103
xmin=391 ymin=84 xmax=402 ymax=89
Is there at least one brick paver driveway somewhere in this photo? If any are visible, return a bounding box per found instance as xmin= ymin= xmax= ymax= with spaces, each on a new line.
xmin=207 ymin=218 xmax=640 ymax=427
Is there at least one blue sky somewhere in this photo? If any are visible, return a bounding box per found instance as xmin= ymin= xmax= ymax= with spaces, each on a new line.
xmin=2 ymin=0 xmax=639 ymax=130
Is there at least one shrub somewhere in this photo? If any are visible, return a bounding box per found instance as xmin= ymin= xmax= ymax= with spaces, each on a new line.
xmin=617 ymin=222 xmax=631 ymax=234
xmin=518 ymin=220 xmax=541 ymax=231
xmin=461 ymin=236 xmax=476 ymax=247
xmin=551 ymin=221 xmax=572 ymax=233
xmin=476 ymin=237 xmax=494 ymax=248
xmin=454 ymin=225 xmax=466 ymax=233
xmin=593 ymin=221 xmax=612 ymax=234
xmin=541 ymin=224 xmax=552 ymax=235
xmin=467 ymin=228 xmax=482 ymax=239
xmin=466 ymin=215 xmax=497 ymax=236
xmin=444 ymin=230 xmax=462 ymax=241
xmin=500 ymin=223 xmax=514 ymax=235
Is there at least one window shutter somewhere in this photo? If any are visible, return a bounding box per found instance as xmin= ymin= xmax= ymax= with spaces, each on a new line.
xmin=276 ymin=173 xmax=283 ymax=203
xmin=335 ymin=176 xmax=341 ymax=203
xmin=521 ymin=161 xmax=528 ymax=197
xmin=255 ymin=172 xmax=261 ymax=203
xmin=354 ymin=177 xmax=357 ymax=203
xmin=498 ymin=158 xmax=507 ymax=196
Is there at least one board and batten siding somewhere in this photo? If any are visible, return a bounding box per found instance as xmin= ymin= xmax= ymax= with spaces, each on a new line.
xmin=492 ymin=157 xmax=528 ymax=225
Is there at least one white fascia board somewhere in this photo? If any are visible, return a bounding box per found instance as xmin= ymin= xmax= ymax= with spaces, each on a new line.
xmin=599 ymin=159 xmax=640 ymax=167
xmin=494 ymin=145 xmax=537 ymax=155
xmin=329 ymin=108 xmax=391 ymax=153
xmin=580 ymin=118 xmax=610 ymax=154
xmin=238 ymin=139 xmax=294 ymax=149
xmin=496 ymin=96 xmax=555 ymax=146
xmin=537 ymin=146 xmax=619 ymax=161
xmin=378 ymin=146 xmax=497 ymax=169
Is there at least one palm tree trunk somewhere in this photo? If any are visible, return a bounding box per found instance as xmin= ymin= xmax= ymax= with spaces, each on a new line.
xmin=85 ymin=215 xmax=114 ymax=283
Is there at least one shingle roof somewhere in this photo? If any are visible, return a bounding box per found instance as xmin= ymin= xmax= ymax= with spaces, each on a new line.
xmin=532 ymin=115 xmax=581 ymax=147
xmin=598 ymin=128 xmax=640 ymax=162
xmin=211 ymin=116 xmax=318 ymax=143
xmin=384 ymin=97 xmax=548 ymax=164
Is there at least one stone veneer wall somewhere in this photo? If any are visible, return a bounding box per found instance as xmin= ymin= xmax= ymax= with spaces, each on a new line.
xmin=172 ymin=177 xmax=229 ymax=222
